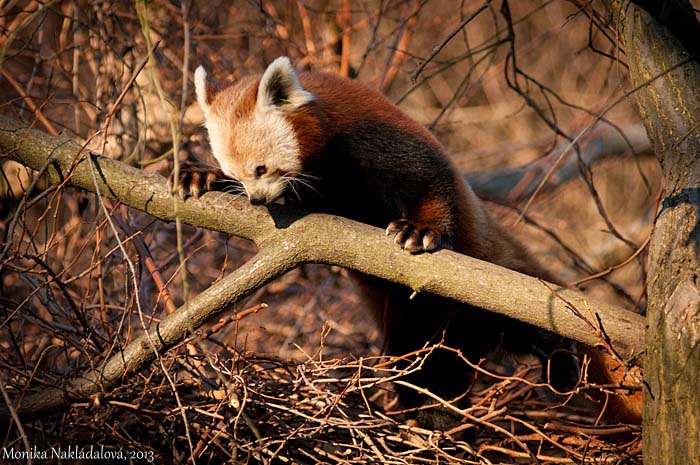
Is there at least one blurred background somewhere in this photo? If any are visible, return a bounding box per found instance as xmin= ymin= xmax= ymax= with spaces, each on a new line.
xmin=0 ymin=0 xmax=676 ymax=462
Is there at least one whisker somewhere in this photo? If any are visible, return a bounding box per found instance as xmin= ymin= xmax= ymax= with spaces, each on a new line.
xmin=285 ymin=176 xmax=323 ymax=201
xmin=223 ymin=181 xmax=245 ymax=192
xmin=288 ymin=170 xmax=321 ymax=181
xmin=216 ymin=191 xmax=247 ymax=208
xmin=285 ymin=177 xmax=302 ymax=202
xmin=287 ymin=176 xmax=321 ymax=196
xmin=218 ymin=179 xmax=244 ymax=188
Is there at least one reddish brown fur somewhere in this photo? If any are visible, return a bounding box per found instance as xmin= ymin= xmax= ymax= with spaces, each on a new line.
xmin=290 ymin=73 xmax=643 ymax=424
xmin=583 ymin=347 xmax=643 ymax=424
xmin=286 ymin=103 xmax=328 ymax=160
xmin=291 ymin=72 xmax=443 ymax=157
xmin=210 ymin=76 xmax=258 ymax=119
xmin=194 ymin=63 xmax=642 ymax=427
xmin=289 ymin=73 xmax=516 ymax=261
xmin=412 ymin=196 xmax=453 ymax=232
xmin=286 ymin=72 xmax=554 ymax=277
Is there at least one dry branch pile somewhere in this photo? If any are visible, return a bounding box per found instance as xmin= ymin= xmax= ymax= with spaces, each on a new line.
xmin=13 ymin=321 xmax=640 ymax=464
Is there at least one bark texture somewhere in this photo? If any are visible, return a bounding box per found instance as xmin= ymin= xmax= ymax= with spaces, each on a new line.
xmin=608 ymin=2 xmax=700 ymax=462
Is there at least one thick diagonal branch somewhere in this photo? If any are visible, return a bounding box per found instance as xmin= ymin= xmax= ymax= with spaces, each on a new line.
xmin=0 ymin=115 xmax=645 ymax=418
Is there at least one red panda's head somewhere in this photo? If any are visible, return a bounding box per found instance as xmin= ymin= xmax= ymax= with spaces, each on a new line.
xmin=195 ymin=57 xmax=315 ymax=205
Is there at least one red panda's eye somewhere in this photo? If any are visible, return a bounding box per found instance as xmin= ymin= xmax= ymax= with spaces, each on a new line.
xmin=255 ymin=165 xmax=267 ymax=177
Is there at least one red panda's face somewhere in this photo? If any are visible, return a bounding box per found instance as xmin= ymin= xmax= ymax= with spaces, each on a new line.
xmin=195 ymin=58 xmax=315 ymax=205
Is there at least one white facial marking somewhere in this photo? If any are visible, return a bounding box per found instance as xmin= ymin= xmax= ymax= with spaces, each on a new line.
xmin=201 ymin=115 xmax=237 ymax=179
xmin=198 ymin=57 xmax=315 ymax=204
xmin=235 ymin=108 xmax=302 ymax=202
xmin=202 ymin=103 xmax=302 ymax=204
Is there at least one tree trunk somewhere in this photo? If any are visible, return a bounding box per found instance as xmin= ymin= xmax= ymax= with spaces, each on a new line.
xmin=608 ymin=2 xmax=700 ymax=463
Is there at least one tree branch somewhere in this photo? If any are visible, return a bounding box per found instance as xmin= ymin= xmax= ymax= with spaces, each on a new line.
xmin=0 ymin=115 xmax=645 ymax=419
xmin=466 ymin=123 xmax=651 ymax=202
xmin=605 ymin=1 xmax=700 ymax=461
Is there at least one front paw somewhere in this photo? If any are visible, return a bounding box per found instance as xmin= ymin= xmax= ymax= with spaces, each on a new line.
xmin=386 ymin=219 xmax=442 ymax=253
xmin=167 ymin=162 xmax=224 ymax=199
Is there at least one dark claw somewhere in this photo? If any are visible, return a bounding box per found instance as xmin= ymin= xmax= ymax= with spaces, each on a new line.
xmin=168 ymin=162 xmax=224 ymax=199
xmin=386 ymin=219 xmax=442 ymax=253
xmin=205 ymin=170 xmax=219 ymax=192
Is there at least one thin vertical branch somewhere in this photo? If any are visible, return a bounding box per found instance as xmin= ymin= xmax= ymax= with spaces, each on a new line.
xmin=339 ymin=0 xmax=351 ymax=76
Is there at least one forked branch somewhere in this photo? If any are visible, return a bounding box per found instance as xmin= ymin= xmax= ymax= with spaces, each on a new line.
xmin=0 ymin=115 xmax=645 ymax=419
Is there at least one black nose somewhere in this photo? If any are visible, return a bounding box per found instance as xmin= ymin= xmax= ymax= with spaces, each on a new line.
xmin=249 ymin=196 xmax=266 ymax=206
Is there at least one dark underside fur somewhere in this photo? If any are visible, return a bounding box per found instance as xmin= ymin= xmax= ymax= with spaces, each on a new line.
xmin=284 ymin=121 xmax=579 ymax=430
xmin=293 ymin=122 xmax=458 ymax=232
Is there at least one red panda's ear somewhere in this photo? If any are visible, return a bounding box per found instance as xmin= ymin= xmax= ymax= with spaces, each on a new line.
xmin=194 ymin=66 xmax=212 ymax=113
xmin=257 ymin=56 xmax=314 ymax=112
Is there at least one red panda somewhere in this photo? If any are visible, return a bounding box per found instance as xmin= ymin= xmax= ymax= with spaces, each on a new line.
xmin=177 ymin=56 xmax=641 ymax=428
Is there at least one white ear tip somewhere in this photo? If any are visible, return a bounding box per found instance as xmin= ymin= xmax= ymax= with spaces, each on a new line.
xmin=271 ymin=56 xmax=291 ymax=66
xmin=194 ymin=65 xmax=207 ymax=81
xmin=194 ymin=65 xmax=209 ymax=110
xmin=268 ymin=56 xmax=295 ymax=74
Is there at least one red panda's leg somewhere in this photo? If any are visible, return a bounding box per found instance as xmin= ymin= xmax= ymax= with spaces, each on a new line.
xmin=386 ymin=195 xmax=456 ymax=253
xmin=168 ymin=162 xmax=227 ymax=199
